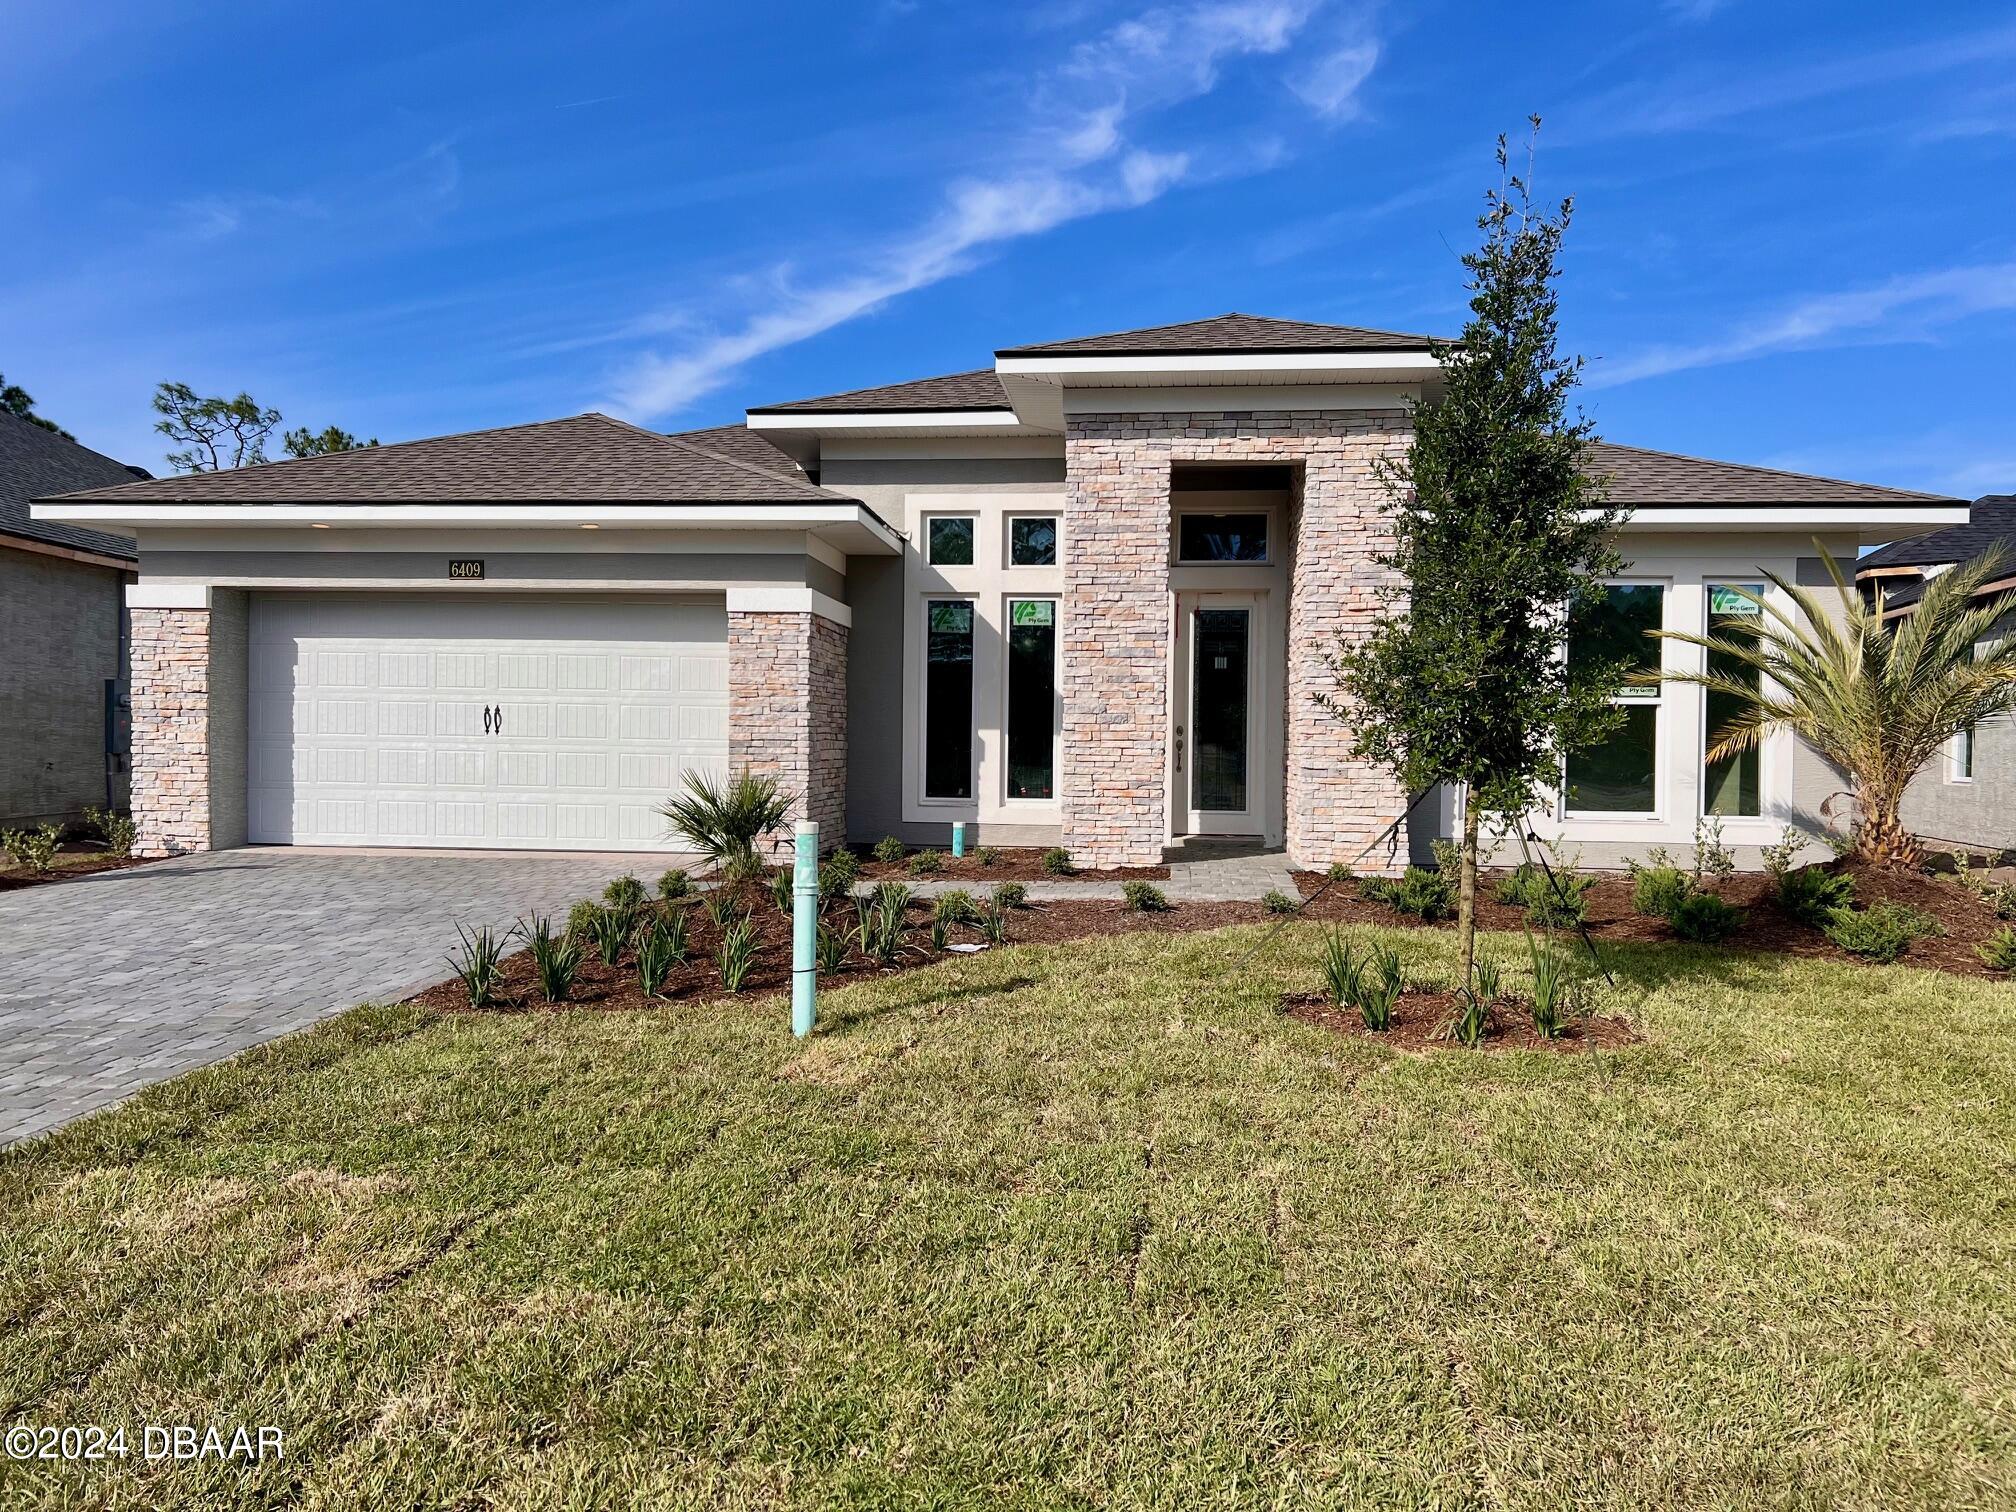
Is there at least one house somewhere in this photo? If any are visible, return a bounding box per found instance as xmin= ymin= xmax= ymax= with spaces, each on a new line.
xmin=1858 ymin=495 xmax=2016 ymax=853
xmin=33 ymin=314 xmax=1967 ymax=869
xmin=1 ymin=411 xmax=144 ymax=827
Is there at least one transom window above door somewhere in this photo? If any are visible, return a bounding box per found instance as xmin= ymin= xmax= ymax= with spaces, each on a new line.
xmin=1178 ymin=512 xmax=1268 ymax=563
xmin=926 ymin=516 xmax=975 ymax=566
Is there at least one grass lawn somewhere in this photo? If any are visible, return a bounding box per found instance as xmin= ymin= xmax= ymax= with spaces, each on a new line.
xmin=3 ymin=923 xmax=2013 ymax=1508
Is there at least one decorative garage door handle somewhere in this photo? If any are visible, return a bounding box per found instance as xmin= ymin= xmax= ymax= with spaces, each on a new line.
xmin=493 ymin=704 xmax=502 ymax=734
xmin=483 ymin=705 xmax=493 ymax=735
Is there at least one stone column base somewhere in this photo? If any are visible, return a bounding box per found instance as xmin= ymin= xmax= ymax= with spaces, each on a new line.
xmin=727 ymin=610 xmax=848 ymax=853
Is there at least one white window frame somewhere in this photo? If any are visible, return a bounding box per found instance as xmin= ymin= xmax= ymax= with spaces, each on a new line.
xmin=1699 ymin=580 xmax=1770 ymax=821
xmin=918 ymin=595 xmax=978 ymax=805
xmin=1001 ymin=594 xmax=1061 ymax=807
xmin=1173 ymin=504 xmax=1273 ymax=566
xmin=1949 ymin=726 xmax=1977 ymax=783
xmin=1005 ymin=513 xmax=1061 ymax=569
xmin=1560 ymin=578 xmax=1668 ymax=821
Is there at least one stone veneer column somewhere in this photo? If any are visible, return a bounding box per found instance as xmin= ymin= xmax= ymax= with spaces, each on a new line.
xmin=727 ymin=609 xmax=848 ymax=854
xmin=129 ymin=605 xmax=215 ymax=857
xmin=1061 ymin=409 xmax=1413 ymax=872
xmin=1061 ymin=417 xmax=1173 ymax=867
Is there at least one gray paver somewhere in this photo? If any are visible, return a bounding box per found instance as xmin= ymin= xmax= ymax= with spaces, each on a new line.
xmin=0 ymin=848 xmax=687 ymax=1147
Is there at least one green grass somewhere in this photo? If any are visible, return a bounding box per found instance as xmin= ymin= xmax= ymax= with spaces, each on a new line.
xmin=3 ymin=925 xmax=2014 ymax=1508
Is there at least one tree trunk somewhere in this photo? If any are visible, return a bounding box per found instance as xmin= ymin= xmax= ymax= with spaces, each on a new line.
xmin=1458 ymin=797 xmax=1481 ymax=988
xmin=1855 ymin=790 xmax=1922 ymax=869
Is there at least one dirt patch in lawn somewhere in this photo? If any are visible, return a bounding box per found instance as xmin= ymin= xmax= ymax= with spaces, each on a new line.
xmin=1291 ymin=863 xmax=2013 ymax=979
xmin=845 ymin=845 xmax=1169 ymax=883
xmin=411 ymin=892 xmax=1265 ymax=1017
xmin=0 ymin=845 xmax=155 ymax=892
xmin=1280 ymin=991 xmax=1641 ymax=1053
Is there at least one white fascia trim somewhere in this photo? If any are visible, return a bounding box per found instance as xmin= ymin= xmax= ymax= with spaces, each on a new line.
xmin=35 ymin=500 xmax=898 ymax=539
xmin=1608 ymin=505 xmax=1972 ymax=530
xmin=725 ymin=587 xmax=852 ymax=627
xmin=994 ymin=351 xmax=1444 ymax=378
xmin=128 ymin=583 xmax=212 ymax=609
xmin=745 ymin=410 xmax=1030 ymax=432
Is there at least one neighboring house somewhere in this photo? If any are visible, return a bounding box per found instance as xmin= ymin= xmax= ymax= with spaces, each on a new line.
xmin=34 ymin=314 xmax=1966 ymax=869
xmin=1858 ymin=495 xmax=2016 ymax=853
xmin=1 ymin=412 xmax=144 ymax=827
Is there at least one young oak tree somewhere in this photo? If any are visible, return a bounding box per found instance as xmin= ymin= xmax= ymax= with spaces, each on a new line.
xmin=1320 ymin=122 xmax=1631 ymax=986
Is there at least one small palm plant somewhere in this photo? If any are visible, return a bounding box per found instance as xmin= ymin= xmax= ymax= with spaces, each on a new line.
xmin=1646 ymin=545 xmax=2016 ymax=867
xmin=659 ymin=768 xmax=794 ymax=880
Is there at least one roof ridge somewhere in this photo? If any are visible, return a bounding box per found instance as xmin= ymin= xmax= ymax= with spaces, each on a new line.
xmin=1591 ymin=439 xmax=1954 ymax=502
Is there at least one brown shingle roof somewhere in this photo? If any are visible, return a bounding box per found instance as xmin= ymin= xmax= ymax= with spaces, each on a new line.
xmin=1857 ymin=495 xmax=2016 ymax=570
xmin=38 ymin=413 xmax=853 ymax=505
xmin=996 ymin=312 xmax=1447 ymax=357
xmin=748 ymin=369 xmax=1010 ymax=415
xmin=1 ymin=412 xmax=139 ymax=558
xmin=1586 ymin=441 xmax=1959 ymax=508
xmin=666 ymin=422 xmax=805 ymax=477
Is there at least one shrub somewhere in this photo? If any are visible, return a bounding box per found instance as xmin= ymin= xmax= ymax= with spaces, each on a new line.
xmin=635 ymin=921 xmax=679 ymax=998
xmin=1 ymin=823 xmax=62 ymax=874
xmin=603 ymin=875 xmax=646 ymax=914
xmin=908 ymin=848 xmax=945 ymax=876
xmin=823 ymin=848 xmax=861 ymax=888
xmin=1527 ymin=934 xmax=1571 ymax=1039
xmin=1949 ymin=849 xmax=2016 ymax=919
xmin=1261 ymin=888 xmax=1298 ymax=915
xmin=1692 ymin=816 xmax=1736 ymax=884
xmin=1824 ymin=901 xmax=1939 ymax=963
xmin=84 ymin=806 xmax=135 ymax=859
xmin=1669 ymin=892 xmax=1744 ymax=943
xmin=586 ymin=905 xmax=630 ymax=966
xmin=818 ymin=861 xmax=855 ymax=906
xmin=1775 ymin=866 xmax=1856 ymax=927
xmin=991 ymin=881 xmax=1028 ymax=911
xmin=446 ymin=924 xmax=504 ymax=1008
xmin=976 ymin=846 xmax=1002 ymax=868
xmin=1629 ymin=863 xmax=1693 ymax=921
xmin=657 ymin=868 xmax=690 ymax=902
xmin=1318 ymin=927 xmax=1362 ymax=1009
xmin=516 ymin=915 xmax=583 ymax=1003
xmin=565 ymin=899 xmax=602 ymax=941
xmin=1759 ymin=825 xmax=1805 ymax=883
xmin=815 ymin=921 xmax=848 ymax=974
xmin=872 ymin=835 xmax=905 ymax=864
xmin=1041 ymin=847 xmax=1074 ymax=876
xmin=976 ymin=903 xmax=1009 ymax=946
xmin=1361 ymin=867 xmax=1452 ymax=921
xmin=934 ymin=889 xmax=978 ymax=924
xmin=1325 ymin=861 xmax=1355 ymax=884
xmin=659 ymin=768 xmax=793 ymax=878
xmin=1978 ymin=927 xmax=2016 ymax=971
xmin=1122 ymin=881 xmax=1170 ymax=912
xmin=1494 ymin=862 xmax=1594 ymax=928
xmin=716 ymin=915 xmax=758 ymax=991
xmin=1446 ymin=988 xmax=1489 ymax=1048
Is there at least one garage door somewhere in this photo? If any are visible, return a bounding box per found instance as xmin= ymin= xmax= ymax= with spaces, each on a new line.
xmin=248 ymin=594 xmax=728 ymax=851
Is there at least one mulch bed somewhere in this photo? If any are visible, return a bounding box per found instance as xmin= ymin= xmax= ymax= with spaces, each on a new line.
xmin=0 ymin=846 xmax=154 ymax=893
xmin=1291 ymin=861 xmax=2015 ymax=980
xmin=846 ymin=846 xmax=1169 ymax=883
xmin=411 ymin=890 xmax=1263 ymax=1017
xmin=1280 ymin=990 xmax=1641 ymax=1053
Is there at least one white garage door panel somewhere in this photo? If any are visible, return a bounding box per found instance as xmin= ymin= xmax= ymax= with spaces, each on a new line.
xmin=248 ymin=595 xmax=727 ymax=852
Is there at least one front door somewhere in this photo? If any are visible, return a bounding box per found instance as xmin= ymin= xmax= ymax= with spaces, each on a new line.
xmin=1176 ymin=594 xmax=1259 ymax=835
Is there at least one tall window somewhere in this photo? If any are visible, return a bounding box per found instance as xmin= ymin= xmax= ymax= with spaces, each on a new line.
xmin=1565 ymin=583 xmax=1663 ymax=814
xmin=1005 ymin=599 xmax=1056 ymax=800
xmin=924 ymin=600 xmax=974 ymax=798
xmin=1954 ymin=725 xmax=1977 ymax=781
xmin=1703 ymin=584 xmax=1764 ymax=817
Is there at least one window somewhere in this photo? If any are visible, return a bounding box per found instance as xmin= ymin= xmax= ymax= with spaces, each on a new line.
xmin=926 ymin=517 xmax=975 ymax=567
xmin=1178 ymin=512 xmax=1268 ymax=562
xmin=1953 ymin=725 xmax=1976 ymax=782
xmin=1005 ymin=599 xmax=1056 ymax=800
xmin=1009 ymin=516 xmax=1058 ymax=567
xmin=923 ymin=600 xmax=975 ymax=798
xmin=1704 ymin=583 xmax=1764 ymax=817
xmin=1564 ymin=582 xmax=1663 ymax=814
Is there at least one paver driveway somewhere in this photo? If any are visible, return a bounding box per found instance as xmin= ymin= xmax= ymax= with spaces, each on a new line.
xmin=0 ymin=848 xmax=680 ymax=1146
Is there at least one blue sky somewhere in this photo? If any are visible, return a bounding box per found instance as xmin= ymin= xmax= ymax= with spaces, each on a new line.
xmin=4 ymin=0 xmax=2013 ymax=496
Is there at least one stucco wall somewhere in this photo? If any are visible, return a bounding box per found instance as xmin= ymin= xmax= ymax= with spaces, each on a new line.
xmin=207 ymin=589 xmax=249 ymax=850
xmin=1902 ymin=607 xmax=2016 ymax=853
xmin=0 ymin=543 xmax=127 ymax=826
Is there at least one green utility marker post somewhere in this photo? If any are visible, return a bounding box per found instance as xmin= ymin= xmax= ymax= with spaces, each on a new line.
xmin=791 ymin=821 xmax=818 ymax=1037
xmin=952 ymin=821 xmax=966 ymax=859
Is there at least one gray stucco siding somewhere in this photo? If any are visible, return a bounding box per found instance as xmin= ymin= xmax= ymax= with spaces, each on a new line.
xmin=1902 ymin=607 xmax=2016 ymax=852
xmin=208 ymin=589 xmax=249 ymax=849
xmin=142 ymin=549 xmax=847 ymax=602
xmin=0 ymin=544 xmax=128 ymax=825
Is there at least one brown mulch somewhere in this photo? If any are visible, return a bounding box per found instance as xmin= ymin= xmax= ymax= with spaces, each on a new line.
xmin=0 ymin=846 xmax=154 ymax=892
xmin=411 ymin=891 xmax=1267 ymax=1017
xmin=1281 ymin=990 xmax=1641 ymax=1053
xmin=1292 ymin=861 xmax=2013 ymax=979
xmin=847 ymin=846 xmax=1169 ymax=883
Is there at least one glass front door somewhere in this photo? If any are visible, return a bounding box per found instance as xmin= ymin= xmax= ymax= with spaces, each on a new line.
xmin=1191 ymin=608 xmax=1250 ymax=813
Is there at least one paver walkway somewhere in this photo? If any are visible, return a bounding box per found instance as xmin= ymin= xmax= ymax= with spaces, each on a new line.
xmin=905 ymin=839 xmax=1300 ymax=903
xmin=0 ymin=848 xmax=676 ymax=1147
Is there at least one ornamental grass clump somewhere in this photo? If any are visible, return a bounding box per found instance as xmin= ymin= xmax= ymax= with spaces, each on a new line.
xmin=815 ymin=921 xmax=849 ymax=974
xmin=446 ymin=924 xmax=505 ymax=1008
xmin=715 ymin=915 xmax=758 ymax=992
xmin=1526 ymin=934 xmax=1572 ymax=1039
xmin=1824 ymin=901 xmax=1939 ymax=963
xmin=976 ymin=903 xmax=1009 ymax=946
xmin=635 ymin=921 xmax=679 ymax=998
xmin=1447 ymin=987 xmax=1490 ymax=1048
xmin=1318 ymin=927 xmax=1363 ymax=1010
xmin=769 ymin=868 xmax=795 ymax=915
xmin=700 ymin=888 xmax=739 ymax=931
xmin=585 ymin=904 xmax=629 ymax=967
xmin=855 ymin=883 xmax=910 ymax=965
xmin=1122 ymin=881 xmax=1170 ymax=912
xmin=516 ymin=915 xmax=583 ymax=1004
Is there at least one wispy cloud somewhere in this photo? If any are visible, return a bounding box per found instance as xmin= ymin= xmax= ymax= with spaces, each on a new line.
xmin=1588 ymin=260 xmax=2016 ymax=387
xmin=606 ymin=0 xmax=1351 ymax=418
xmin=1289 ymin=39 xmax=1379 ymax=119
